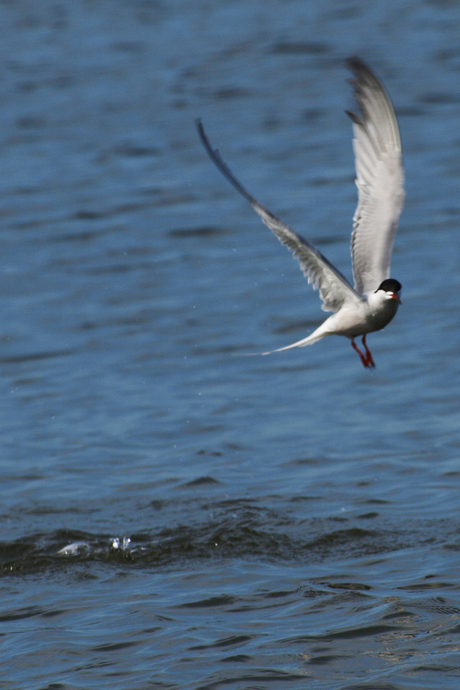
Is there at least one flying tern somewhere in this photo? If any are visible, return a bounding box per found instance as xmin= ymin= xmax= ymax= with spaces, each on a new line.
xmin=196 ymin=57 xmax=404 ymax=368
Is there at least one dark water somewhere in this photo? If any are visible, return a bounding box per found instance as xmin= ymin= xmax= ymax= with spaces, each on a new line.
xmin=1 ymin=1 xmax=460 ymax=688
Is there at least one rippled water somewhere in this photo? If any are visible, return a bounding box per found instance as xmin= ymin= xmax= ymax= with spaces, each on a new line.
xmin=1 ymin=1 xmax=460 ymax=688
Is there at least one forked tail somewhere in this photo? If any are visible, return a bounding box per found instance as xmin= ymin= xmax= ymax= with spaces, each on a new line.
xmin=259 ymin=329 xmax=327 ymax=355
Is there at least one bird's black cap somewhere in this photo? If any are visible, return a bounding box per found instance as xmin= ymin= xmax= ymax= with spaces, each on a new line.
xmin=376 ymin=279 xmax=402 ymax=293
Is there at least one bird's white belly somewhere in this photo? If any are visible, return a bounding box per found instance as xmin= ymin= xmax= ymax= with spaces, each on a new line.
xmin=324 ymin=299 xmax=399 ymax=339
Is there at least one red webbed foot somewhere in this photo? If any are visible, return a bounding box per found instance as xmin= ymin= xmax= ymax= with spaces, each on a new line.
xmin=361 ymin=335 xmax=375 ymax=368
xmin=351 ymin=337 xmax=376 ymax=369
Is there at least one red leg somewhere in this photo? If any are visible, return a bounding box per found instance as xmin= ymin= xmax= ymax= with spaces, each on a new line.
xmin=361 ymin=335 xmax=375 ymax=368
xmin=351 ymin=339 xmax=370 ymax=368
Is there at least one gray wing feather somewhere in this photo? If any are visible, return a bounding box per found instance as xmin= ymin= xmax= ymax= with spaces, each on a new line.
xmin=196 ymin=119 xmax=361 ymax=313
xmin=347 ymin=57 xmax=405 ymax=296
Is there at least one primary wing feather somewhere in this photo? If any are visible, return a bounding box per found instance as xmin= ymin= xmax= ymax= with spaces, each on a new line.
xmin=196 ymin=119 xmax=361 ymax=313
xmin=347 ymin=57 xmax=405 ymax=296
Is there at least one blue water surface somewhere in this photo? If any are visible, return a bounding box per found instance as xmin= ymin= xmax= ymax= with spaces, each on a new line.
xmin=0 ymin=1 xmax=460 ymax=688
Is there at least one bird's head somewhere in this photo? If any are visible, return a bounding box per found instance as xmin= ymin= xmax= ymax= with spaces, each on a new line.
xmin=375 ymin=279 xmax=402 ymax=304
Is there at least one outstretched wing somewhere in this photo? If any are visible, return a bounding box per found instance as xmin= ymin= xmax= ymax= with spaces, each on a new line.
xmin=196 ymin=120 xmax=362 ymax=313
xmin=347 ymin=57 xmax=405 ymax=296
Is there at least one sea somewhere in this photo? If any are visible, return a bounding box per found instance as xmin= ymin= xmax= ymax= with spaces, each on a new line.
xmin=1 ymin=1 xmax=460 ymax=688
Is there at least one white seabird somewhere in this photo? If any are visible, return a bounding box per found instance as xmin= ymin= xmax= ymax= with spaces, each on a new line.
xmin=197 ymin=57 xmax=404 ymax=368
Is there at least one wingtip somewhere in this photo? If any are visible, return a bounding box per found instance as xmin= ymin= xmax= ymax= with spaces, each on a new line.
xmin=346 ymin=55 xmax=391 ymax=96
xmin=346 ymin=56 xmax=380 ymax=85
xmin=346 ymin=55 xmax=369 ymax=74
xmin=196 ymin=118 xmax=215 ymax=157
xmin=195 ymin=117 xmax=204 ymax=136
xmin=345 ymin=109 xmax=362 ymax=125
